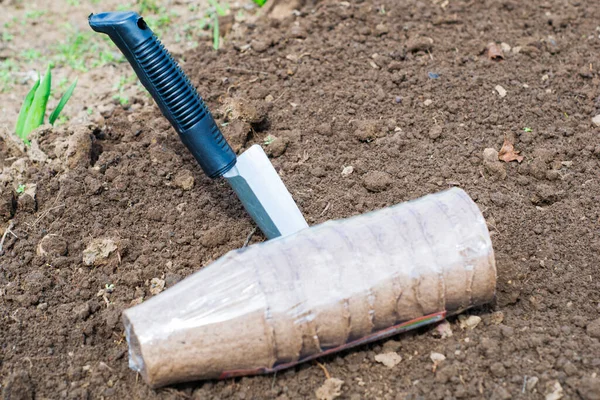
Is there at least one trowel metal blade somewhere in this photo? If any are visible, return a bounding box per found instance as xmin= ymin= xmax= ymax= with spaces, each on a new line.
xmin=223 ymin=144 xmax=309 ymax=239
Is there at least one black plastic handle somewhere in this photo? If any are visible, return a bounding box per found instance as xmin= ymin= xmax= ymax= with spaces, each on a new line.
xmin=89 ymin=11 xmax=236 ymax=178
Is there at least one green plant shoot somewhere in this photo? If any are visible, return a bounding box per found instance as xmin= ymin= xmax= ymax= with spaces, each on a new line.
xmin=22 ymin=65 xmax=52 ymax=142
xmin=14 ymin=64 xmax=77 ymax=144
xmin=49 ymin=78 xmax=78 ymax=125
xmin=252 ymin=0 xmax=267 ymax=6
xmin=212 ymin=13 xmax=220 ymax=50
xmin=15 ymin=76 xmax=40 ymax=140
xmin=16 ymin=184 xmax=26 ymax=194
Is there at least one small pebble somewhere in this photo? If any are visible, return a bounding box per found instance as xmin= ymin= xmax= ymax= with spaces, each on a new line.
xmin=495 ymin=85 xmax=507 ymax=98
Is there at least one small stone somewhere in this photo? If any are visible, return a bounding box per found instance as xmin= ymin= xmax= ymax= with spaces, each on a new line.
xmin=289 ymin=25 xmax=307 ymax=39
xmin=406 ymin=36 xmax=433 ymax=52
xmin=495 ymin=85 xmax=507 ymax=98
xmin=200 ymin=226 xmax=230 ymax=248
xmin=251 ymin=39 xmax=270 ymax=53
xmin=484 ymin=159 xmax=507 ymax=180
xmin=362 ymin=171 xmax=393 ymax=193
xmin=490 ymin=311 xmax=505 ymax=325
xmin=37 ymin=234 xmax=68 ymax=257
xmin=173 ymin=169 xmax=195 ymax=190
xmin=428 ymin=125 xmax=443 ymax=140
xmin=500 ymin=42 xmax=511 ymax=53
xmin=65 ymin=126 xmax=94 ymax=169
xmin=264 ymin=136 xmax=288 ymax=158
xmin=82 ymin=238 xmax=118 ymax=266
xmin=341 ymin=166 xmax=354 ymax=176
xmin=586 ymin=318 xmax=600 ymax=338
xmin=431 ymin=320 xmax=453 ymax=338
xmin=375 ymin=23 xmax=389 ymax=35
xmin=316 ymin=378 xmax=344 ymax=400
xmin=490 ymin=362 xmax=507 ymax=378
xmin=545 ymin=381 xmax=564 ymax=400
xmin=316 ymin=123 xmax=332 ymax=136
xmin=592 ymin=114 xmax=600 ymax=127
xmin=353 ymin=120 xmax=384 ymax=142
xmin=527 ymin=376 xmax=539 ymax=391
xmin=75 ymin=302 xmax=91 ymax=320
xmin=430 ymin=352 xmax=446 ymax=363
xmin=149 ymin=278 xmax=165 ymax=296
xmin=483 ymin=148 xmax=499 ymax=162
xmin=394 ymin=96 xmax=402 ymax=104
xmin=459 ymin=314 xmax=482 ymax=329
xmin=577 ymin=377 xmax=600 ymax=400
xmin=265 ymin=94 xmax=274 ymax=103
xmin=222 ymin=119 xmax=251 ymax=153
xmin=374 ymin=352 xmax=402 ymax=368
xmin=223 ymin=97 xmax=267 ymax=124
xmin=423 ymin=99 xmax=433 ymax=106
xmin=430 ymin=352 xmax=446 ymax=371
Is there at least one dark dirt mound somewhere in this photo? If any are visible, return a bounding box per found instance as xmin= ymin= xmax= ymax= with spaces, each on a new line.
xmin=2 ymin=0 xmax=600 ymax=399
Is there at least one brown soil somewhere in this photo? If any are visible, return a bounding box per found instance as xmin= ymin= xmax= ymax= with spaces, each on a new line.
xmin=2 ymin=0 xmax=600 ymax=399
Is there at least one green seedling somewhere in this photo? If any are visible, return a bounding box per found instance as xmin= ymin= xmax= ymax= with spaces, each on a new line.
xmin=204 ymin=0 xmax=228 ymax=50
xmin=15 ymin=65 xmax=78 ymax=144
xmin=252 ymin=0 xmax=267 ymax=5
xmin=53 ymin=25 xmax=124 ymax=72
xmin=16 ymin=184 xmax=26 ymax=194
xmin=523 ymin=127 xmax=532 ymax=132
xmin=0 ymin=60 xmax=18 ymax=92
xmin=212 ymin=13 xmax=220 ymax=50
xmin=49 ymin=78 xmax=78 ymax=125
xmin=264 ymin=135 xmax=275 ymax=146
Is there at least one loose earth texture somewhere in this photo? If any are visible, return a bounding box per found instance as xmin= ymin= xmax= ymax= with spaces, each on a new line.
xmin=2 ymin=0 xmax=600 ymax=399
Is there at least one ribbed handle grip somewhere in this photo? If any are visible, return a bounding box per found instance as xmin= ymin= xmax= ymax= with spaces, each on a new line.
xmin=89 ymin=11 xmax=236 ymax=178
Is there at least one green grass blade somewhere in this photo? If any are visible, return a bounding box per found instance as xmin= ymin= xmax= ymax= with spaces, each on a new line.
xmin=15 ymin=76 xmax=40 ymax=139
xmin=22 ymin=65 xmax=52 ymax=139
xmin=49 ymin=77 xmax=77 ymax=125
xmin=212 ymin=13 xmax=220 ymax=50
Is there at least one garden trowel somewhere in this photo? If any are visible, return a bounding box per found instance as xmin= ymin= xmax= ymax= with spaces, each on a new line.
xmin=89 ymin=11 xmax=308 ymax=239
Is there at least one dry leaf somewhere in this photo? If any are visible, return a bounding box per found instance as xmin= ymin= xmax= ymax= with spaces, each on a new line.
xmin=485 ymin=42 xmax=505 ymax=60
xmin=316 ymin=378 xmax=344 ymax=400
xmin=498 ymin=138 xmax=524 ymax=163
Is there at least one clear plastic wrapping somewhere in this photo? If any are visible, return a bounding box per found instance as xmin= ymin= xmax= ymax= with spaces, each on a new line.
xmin=123 ymin=187 xmax=496 ymax=387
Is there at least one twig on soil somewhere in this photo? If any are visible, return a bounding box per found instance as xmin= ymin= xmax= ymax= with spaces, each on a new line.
xmin=220 ymin=67 xmax=270 ymax=75
xmin=27 ymin=203 xmax=65 ymax=229
xmin=315 ymin=361 xmax=331 ymax=380
xmin=243 ymin=227 xmax=257 ymax=247
xmin=0 ymin=221 xmax=15 ymax=254
xmin=319 ymin=202 xmax=331 ymax=217
xmin=273 ymin=90 xmax=287 ymax=103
